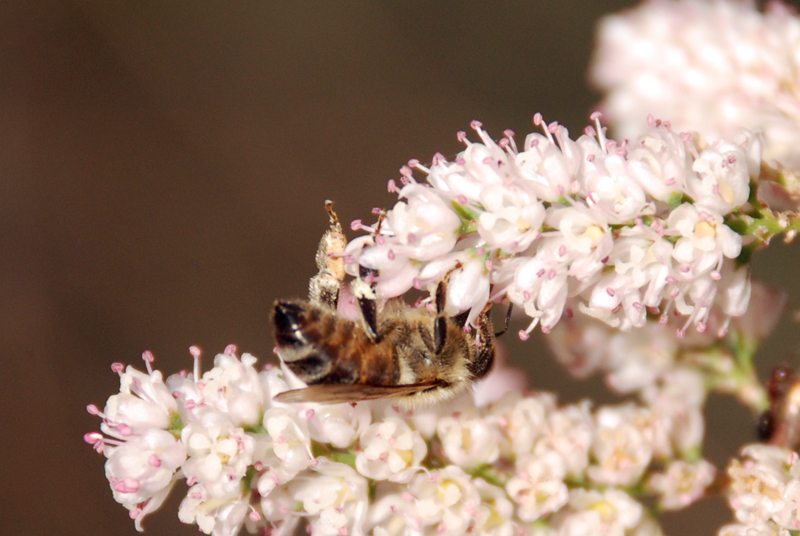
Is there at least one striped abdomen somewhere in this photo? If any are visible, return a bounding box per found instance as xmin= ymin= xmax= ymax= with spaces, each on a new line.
xmin=273 ymin=300 xmax=401 ymax=386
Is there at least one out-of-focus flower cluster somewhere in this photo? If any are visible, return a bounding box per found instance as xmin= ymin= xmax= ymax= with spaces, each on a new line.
xmin=591 ymin=0 xmax=800 ymax=172
xmin=345 ymin=115 xmax=762 ymax=338
xmin=85 ymin=348 xmax=719 ymax=535
xmin=720 ymin=444 xmax=800 ymax=536
xmin=549 ymin=279 xmax=786 ymax=412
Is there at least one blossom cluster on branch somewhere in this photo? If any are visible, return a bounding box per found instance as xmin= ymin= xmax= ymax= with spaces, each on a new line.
xmin=86 ymin=348 xmax=723 ymax=536
xmin=346 ymin=114 xmax=763 ymax=338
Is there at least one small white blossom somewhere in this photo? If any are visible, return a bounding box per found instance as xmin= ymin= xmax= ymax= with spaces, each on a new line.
xmin=557 ymin=488 xmax=643 ymax=536
xmin=648 ymin=459 xmax=716 ymax=511
xmin=181 ymin=414 xmax=255 ymax=500
xmin=356 ymin=417 xmax=426 ymax=482
xmin=587 ymin=405 xmax=653 ymax=487
xmin=506 ymin=451 xmax=569 ymax=521
xmin=437 ymin=408 xmax=501 ymax=468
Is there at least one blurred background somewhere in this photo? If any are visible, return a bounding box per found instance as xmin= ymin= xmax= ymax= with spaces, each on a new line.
xmin=2 ymin=1 xmax=799 ymax=534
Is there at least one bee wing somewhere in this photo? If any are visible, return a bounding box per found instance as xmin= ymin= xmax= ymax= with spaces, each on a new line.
xmin=273 ymin=382 xmax=441 ymax=404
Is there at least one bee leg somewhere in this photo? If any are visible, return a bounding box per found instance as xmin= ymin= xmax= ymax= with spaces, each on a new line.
xmin=494 ymin=303 xmax=514 ymax=337
xmin=468 ymin=305 xmax=495 ymax=379
xmin=352 ymin=265 xmax=380 ymax=342
xmin=308 ymin=200 xmax=347 ymax=310
xmin=433 ymin=263 xmax=461 ymax=355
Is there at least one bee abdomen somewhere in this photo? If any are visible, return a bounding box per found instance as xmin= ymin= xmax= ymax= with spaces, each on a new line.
xmin=273 ymin=301 xmax=311 ymax=348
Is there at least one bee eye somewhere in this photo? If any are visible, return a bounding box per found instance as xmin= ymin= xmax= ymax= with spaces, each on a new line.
xmin=434 ymin=316 xmax=448 ymax=355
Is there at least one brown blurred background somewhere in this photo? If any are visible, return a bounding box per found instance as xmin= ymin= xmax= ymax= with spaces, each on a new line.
xmin=2 ymin=1 xmax=799 ymax=535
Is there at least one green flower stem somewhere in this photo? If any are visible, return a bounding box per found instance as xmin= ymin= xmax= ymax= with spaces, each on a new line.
xmin=311 ymin=441 xmax=357 ymax=469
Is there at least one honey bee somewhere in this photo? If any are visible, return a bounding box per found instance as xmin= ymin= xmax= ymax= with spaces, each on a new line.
xmin=271 ymin=201 xmax=503 ymax=407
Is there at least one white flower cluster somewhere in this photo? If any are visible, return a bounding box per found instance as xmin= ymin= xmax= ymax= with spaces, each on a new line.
xmin=721 ymin=444 xmax=800 ymax=535
xmin=591 ymin=0 xmax=800 ymax=171
xmin=345 ymin=115 xmax=758 ymax=337
xmin=86 ymin=348 xmax=716 ymax=535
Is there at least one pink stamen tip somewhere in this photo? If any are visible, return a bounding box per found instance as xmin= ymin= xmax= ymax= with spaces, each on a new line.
xmin=659 ymin=314 xmax=669 ymax=326
xmin=249 ymin=512 xmax=261 ymax=522
xmin=408 ymin=158 xmax=420 ymax=168
xmin=407 ymin=232 xmax=417 ymax=244
xmin=387 ymin=179 xmax=397 ymax=192
xmin=531 ymin=139 xmax=540 ymax=147
xmin=375 ymin=235 xmax=386 ymax=245
xmin=148 ymin=454 xmax=162 ymax=467
xmin=305 ymin=409 xmax=315 ymax=419
xmin=185 ymin=400 xmax=196 ymax=410
xmin=710 ymin=270 xmax=721 ymax=281
xmin=565 ymin=307 xmax=574 ymax=318
xmin=129 ymin=507 xmax=142 ymax=520
xmin=263 ymin=362 xmax=275 ymax=371
xmin=523 ymin=291 xmax=531 ymax=301
xmin=307 ymin=458 xmax=320 ymax=467
xmin=558 ymin=245 xmax=566 ymax=256
xmin=224 ymin=344 xmax=237 ymax=355
xmin=590 ymin=111 xmax=602 ymax=120
xmin=533 ymin=113 xmax=543 ymax=125
xmin=541 ymin=325 xmax=551 ymax=334
xmin=606 ymin=288 xmax=615 ymax=297
xmin=371 ymin=207 xmax=382 ymax=215
xmin=718 ymin=327 xmax=728 ymax=337
xmin=84 ymin=432 xmax=102 ymax=444
xmin=681 ymin=132 xmax=691 ymax=142
xmin=518 ymin=330 xmax=530 ymax=341
xmin=504 ymin=129 xmax=515 ymax=138
xmin=586 ymin=154 xmax=595 ymax=163
xmin=456 ymin=194 xmax=468 ymax=204
xmin=117 ymin=423 xmax=133 ymax=436
xmin=585 ymin=126 xmax=596 ymax=136
xmin=187 ymin=475 xmax=197 ymax=486
xmin=412 ymin=278 xmax=422 ymax=290
xmin=456 ymin=131 xmax=467 ymax=143
xmin=189 ymin=346 xmax=201 ymax=358
xmin=141 ymin=350 xmax=155 ymax=363
xmin=254 ymin=461 xmax=264 ymax=470
xmin=482 ymin=156 xmax=493 ymax=165
xmin=111 ymin=362 xmax=124 ymax=373
xmin=548 ymin=121 xmax=558 ymax=133
xmin=114 ymin=478 xmax=140 ymax=494
xmin=470 ymin=120 xmax=482 ymax=130
xmin=647 ymin=114 xmax=655 ymax=125
xmin=399 ymin=165 xmax=413 ymax=177
xmin=676 ymin=328 xmax=686 ymax=339
xmin=350 ymin=219 xmax=362 ymax=231
xmin=499 ymin=138 xmax=509 ymax=148
xmin=86 ymin=404 xmax=100 ymax=415
xmin=696 ymin=322 xmax=707 ymax=333
xmin=536 ymin=269 xmax=545 ymax=278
